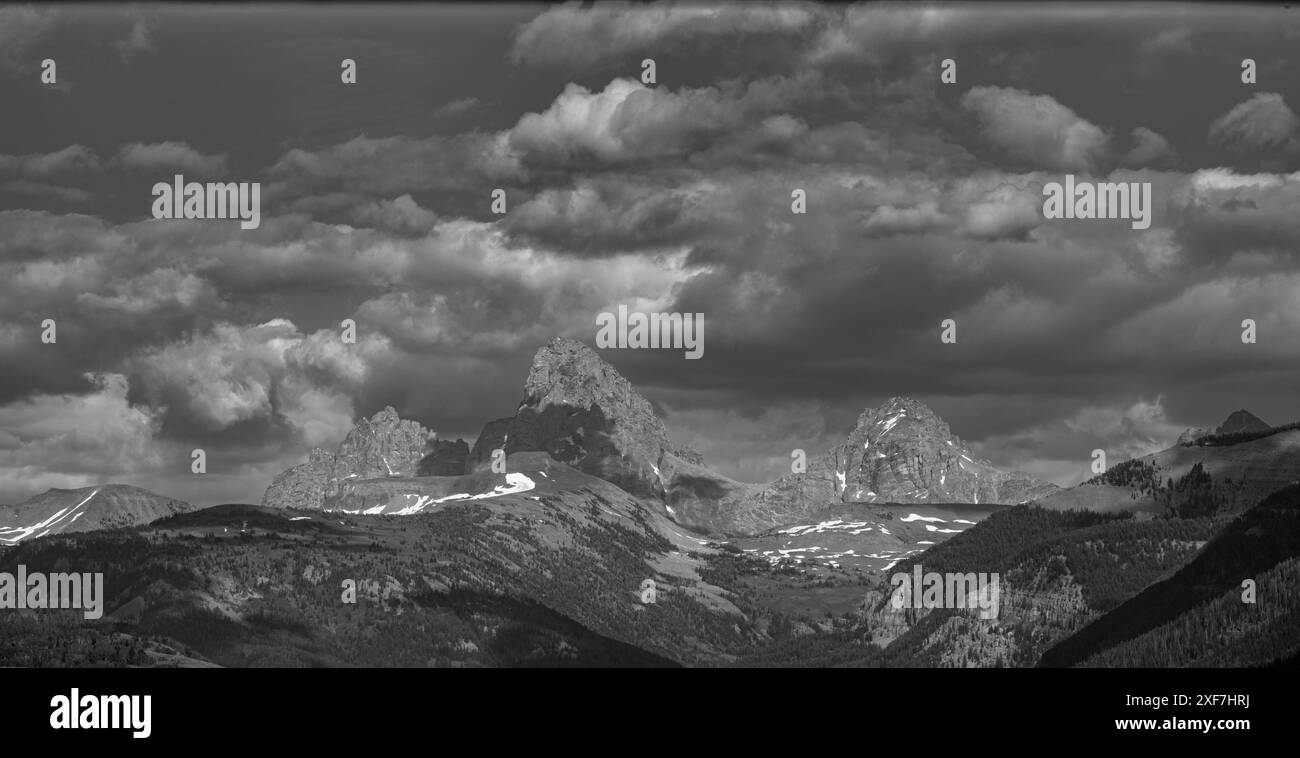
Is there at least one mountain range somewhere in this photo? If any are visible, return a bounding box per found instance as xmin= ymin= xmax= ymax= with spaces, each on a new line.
xmin=259 ymin=337 xmax=1056 ymax=536
xmin=1 ymin=336 xmax=1296 ymax=668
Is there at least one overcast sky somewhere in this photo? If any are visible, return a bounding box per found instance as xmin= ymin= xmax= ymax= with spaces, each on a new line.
xmin=2 ymin=2 xmax=1299 ymax=506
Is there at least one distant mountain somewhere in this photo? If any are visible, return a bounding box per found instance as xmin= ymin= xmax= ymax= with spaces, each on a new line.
xmin=1177 ymin=409 xmax=1272 ymax=446
xmin=1040 ymin=411 xmax=1300 ymax=515
xmin=786 ymin=397 xmax=1056 ymax=506
xmin=678 ymin=397 xmax=1057 ymax=535
xmin=458 ymin=345 xmax=1053 ymax=536
xmin=262 ymin=406 xmax=470 ymax=510
xmin=0 ymin=484 xmax=193 ymax=545
xmin=1216 ymin=409 xmax=1271 ymax=436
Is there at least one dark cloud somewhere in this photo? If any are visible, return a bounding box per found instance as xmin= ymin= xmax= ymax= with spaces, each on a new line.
xmin=2 ymin=4 xmax=1300 ymax=506
xmin=961 ymin=86 xmax=1110 ymax=172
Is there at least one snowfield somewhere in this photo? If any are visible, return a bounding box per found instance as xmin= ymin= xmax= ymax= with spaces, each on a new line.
xmin=337 ymin=473 xmax=538 ymax=516
xmin=0 ymin=488 xmax=99 ymax=545
xmin=900 ymin=513 xmax=947 ymax=523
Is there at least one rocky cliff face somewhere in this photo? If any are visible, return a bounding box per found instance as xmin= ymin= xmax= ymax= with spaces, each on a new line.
xmin=262 ymin=407 xmax=455 ymax=510
xmin=263 ymin=449 xmax=337 ymax=511
xmin=466 ymin=337 xmax=702 ymax=498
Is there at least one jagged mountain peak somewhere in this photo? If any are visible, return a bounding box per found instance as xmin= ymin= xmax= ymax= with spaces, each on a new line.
xmin=468 ymin=337 xmax=705 ymax=494
xmin=854 ymin=397 xmax=948 ymax=434
xmin=756 ymin=396 xmax=1055 ymax=515
xmin=263 ymin=407 xmax=437 ymax=510
xmin=524 ymin=337 xmax=641 ymax=410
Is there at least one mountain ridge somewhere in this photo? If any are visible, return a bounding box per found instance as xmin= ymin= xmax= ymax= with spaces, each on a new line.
xmin=0 ymin=484 xmax=194 ymax=545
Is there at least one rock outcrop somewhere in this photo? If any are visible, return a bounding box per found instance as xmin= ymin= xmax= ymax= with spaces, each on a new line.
xmin=262 ymin=406 xmax=437 ymax=510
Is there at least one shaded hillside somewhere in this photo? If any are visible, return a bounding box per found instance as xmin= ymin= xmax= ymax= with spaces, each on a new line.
xmin=1078 ymin=555 xmax=1300 ymax=667
xmin=857 ymin=505 xmax=1224 ymax=667
xmin=0 ymin=457 xmax=754 ymax=668
xmin=1040 ymin=483 xmax=1300 ymax=667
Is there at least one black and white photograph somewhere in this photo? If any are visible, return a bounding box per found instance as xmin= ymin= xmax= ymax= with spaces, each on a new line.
xmin=0 ymin=0 xmax=1295 ymax=739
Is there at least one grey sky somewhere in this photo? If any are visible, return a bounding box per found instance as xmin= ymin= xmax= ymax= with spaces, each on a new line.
xmin=2 ymin=2 xmax=1299 ymax=505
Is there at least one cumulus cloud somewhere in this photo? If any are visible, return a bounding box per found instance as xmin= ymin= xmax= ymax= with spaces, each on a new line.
xmin=961 ymin=86 xmax=1110 ymax=172
xmin=1064 ymin=397 xmax=1186 ymax=461
xmin=1122 ymin=127 xmax=1177 ymax=168
xmin=0 ymin=372 xmax=164 ymax=502
xmin=0 ymin=145 xmax=102 ymax=181
xmin=507 ymin=75 xmax=817 ymax=167
xmin=504 ymin=178 xmax=709 ymax=253
xmin=266 ymin=132 xmax=521 ymax=207
xmin=1208 ymin=93 xmax=1300 ymax=154
xmin=112 ymin=141 xmax=229 ymax=176
xmin=511 ymin=1 xmax=820 ymax=68
xmin=126 ymin=320 xmax=381 ymax=439
xmin=858 ymin=201 xmax=951 ymax=237
xmin=954 ymin=176 xmax=1044 ymax=240
xmin=349 ymin=194 xmax=438 ymax=236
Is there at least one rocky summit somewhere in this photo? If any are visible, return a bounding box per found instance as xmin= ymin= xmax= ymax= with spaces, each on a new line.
xmin=262 ymin=406 xmax=463 ymax=510
xmin=797 ymin=397 xmax=1056 ymax=506
xmin=673 ymin=397 xmax=1058 ymax=536
xmin=467 ymin=337 xmax=702 ymax=498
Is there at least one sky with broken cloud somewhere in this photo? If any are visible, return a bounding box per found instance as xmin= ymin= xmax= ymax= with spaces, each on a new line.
xmin=2 ymin=2 xmax=1299 ymax=505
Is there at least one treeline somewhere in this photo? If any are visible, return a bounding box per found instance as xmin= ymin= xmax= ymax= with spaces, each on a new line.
xmin=1086 ymin=458 xmax=1163 ymax=498
xmin=1040 ymin=483 xmax=1300 ymax=667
